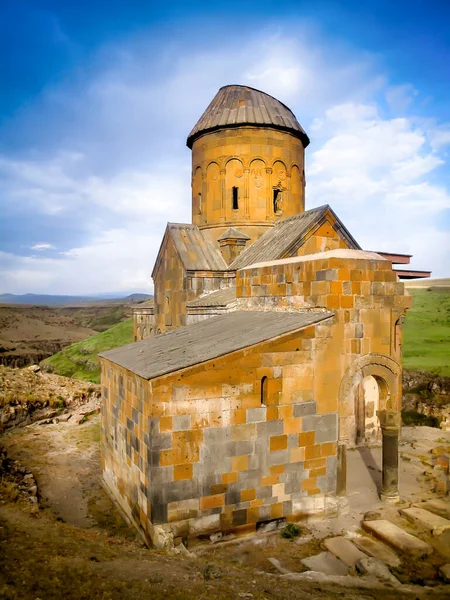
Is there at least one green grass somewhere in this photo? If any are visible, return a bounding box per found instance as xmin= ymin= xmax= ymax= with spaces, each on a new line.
xmin=403 ymin=288 xmax=450 ymax=376
xmin=42 ymin=319 xmax=133 ymax=383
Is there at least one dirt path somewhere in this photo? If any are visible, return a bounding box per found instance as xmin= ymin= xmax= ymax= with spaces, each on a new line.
xmin=1 ymin=399 xmax=135 ymax=538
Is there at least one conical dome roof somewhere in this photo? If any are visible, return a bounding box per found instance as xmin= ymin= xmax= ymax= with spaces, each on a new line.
xmin=187 ymin=85 xmax=309 ymax=149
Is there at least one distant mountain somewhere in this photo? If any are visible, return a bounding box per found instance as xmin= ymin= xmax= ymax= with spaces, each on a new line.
xmin=0 ymin=292 xmax=152 ymax=306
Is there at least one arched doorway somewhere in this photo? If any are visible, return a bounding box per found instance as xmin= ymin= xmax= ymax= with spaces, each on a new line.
xmin=338 ymin=354 xmax=402 ymax=503
xmin=355 ymin=374 xmax=389 ymax=446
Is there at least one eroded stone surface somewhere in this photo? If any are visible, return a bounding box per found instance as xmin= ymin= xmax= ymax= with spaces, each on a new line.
xmin=353 ymin=535 xmax=401 ymax=567
xmin=324 ymin=536 xmax=367 ymax=567
xmin=362 ymin=519 xmax=433 ymax=558
xmin=301 ymin=551 xmax=349 ymax=576
xmin=419 ymin=499 xmax=450 ymax=521
xmin=399 ymin=506 xmax=450 ymax=536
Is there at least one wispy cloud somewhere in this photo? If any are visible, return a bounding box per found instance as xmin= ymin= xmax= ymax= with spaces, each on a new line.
xmin=31 ymin=243 xmax=56 ymax=250
xmin=0 ymin=25 xmax=449 ymax=293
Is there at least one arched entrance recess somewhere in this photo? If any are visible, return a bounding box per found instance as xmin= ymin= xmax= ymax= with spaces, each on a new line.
xmin=338 ymin=354 xmax=402 ymax=503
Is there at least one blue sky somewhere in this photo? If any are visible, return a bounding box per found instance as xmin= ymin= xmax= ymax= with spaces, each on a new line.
xmin=1 ymin=0 xmax=450 ymax=294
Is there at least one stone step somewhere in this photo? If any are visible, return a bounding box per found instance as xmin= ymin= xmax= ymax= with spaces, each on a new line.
xmin=323 ymin=536 xmax=367 ymax=567
xmin=418 ymin=499 xmax=450 ymax=521
xmin=362 ymin=520 xmax=433 ymax=558
xmin=301 ymin=551 xmax=349 ymax=576
xmin=399 ymin=507 xmax=450 ymax=536
xmin=353 ymin=536 xmax=401 ymax=568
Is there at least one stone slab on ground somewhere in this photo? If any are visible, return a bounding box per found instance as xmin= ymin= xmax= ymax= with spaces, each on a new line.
xmin=363 ymin=519 xmax=433 ymax=558
xmin=301 ymin=551 xmax=349 ymax=576
xmin=353 ymin=535 xmax=401 ymax=567
xmin=399 ymin=507 xmax=450 ymax=536
xmin=323 ymin=536 xmax=367 ymax=567
xmin=439 ymin=563 xmax=450 ymax=583
xmin=419 ymin=499 xmax=450 ymax=521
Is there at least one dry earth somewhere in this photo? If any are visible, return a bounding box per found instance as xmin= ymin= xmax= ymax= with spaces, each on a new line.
xmin=0 ymin=303 xmax=131 ymax=368
xmin=1 ymin=369 xmax=450 ymax=599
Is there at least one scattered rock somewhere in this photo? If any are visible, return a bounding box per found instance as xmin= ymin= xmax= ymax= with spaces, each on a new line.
xmin=209 ymin=531 xmax=222 ymax=544
xmin=363 ymin=510 xmax=381 ymax=521
xmin=356 ymin=557 xmax=401 ymax=586
xmin=301 ymin=551 xmax=349 ymax=576
xmin=267 ymin=557 xmax=292 ymax=575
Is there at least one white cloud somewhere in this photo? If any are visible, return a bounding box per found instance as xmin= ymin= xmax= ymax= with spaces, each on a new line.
xmin=1 ymin=26 xmax=449 ymax=293
xmin=31 ymin=243 xmax=56 ymax=250
xmin=307 ymin=101 xmax=450 ymax=276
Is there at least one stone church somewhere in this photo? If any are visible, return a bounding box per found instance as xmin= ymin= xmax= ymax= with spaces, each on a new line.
xmin=99 ymin=85 xmax=428 ymax=549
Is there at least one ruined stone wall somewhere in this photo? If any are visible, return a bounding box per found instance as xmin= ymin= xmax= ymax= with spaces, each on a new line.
xmin=133 ymin=308 xmax=155 ymax=341
xmin=100 ymin=324 xmax=339 ymax=548
xmin=191 ymin=127 xmax=305 ymax=248
xmin=235 ymin=251 xmax=411 ymax=445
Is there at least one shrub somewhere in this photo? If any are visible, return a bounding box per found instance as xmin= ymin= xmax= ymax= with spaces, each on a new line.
xmin=281 ymin=523 xmax=301 ymax=540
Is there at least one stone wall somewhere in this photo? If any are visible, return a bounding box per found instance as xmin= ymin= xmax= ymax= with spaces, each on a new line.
xmin=100 ymin=322 xmax=339 ymax=548
xmin=235 ymin=250 xmax=411 ymax=445
xmin=191 ymin=127 xmax=305 ymax=248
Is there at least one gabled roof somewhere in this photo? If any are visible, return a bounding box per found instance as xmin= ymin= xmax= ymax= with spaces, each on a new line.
xmin=152 ymin=224 xmax=228 ymax=277
xmin=99 ymin=310 xmax=333 ymax=380
xmin=186 ymin=287 xmax=237 ymax=308
xmin=187 ymin=85 xmax=310 ymax=149
xmin=217 ymin=227 xmax=251 ymax=242
xmin=229 ymin=205 xmax=361 ymax=270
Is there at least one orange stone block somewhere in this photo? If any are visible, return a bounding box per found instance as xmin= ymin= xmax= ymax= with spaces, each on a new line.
xmin=278 ymin=405 xmax=293 ymax=420
xmin=351 ymin=339 xmax=361 ymax=354
xmin=247 ymin=506 xmax=260 ymax=523
xmin=232 ymin=409 xmax=247 ymax=425
xmin=250 ymin=498 xmax=264 ymax=508
xmin=352 ymin=282 xmax=361 ymax=295
xmin=266 ymin=407 xmax=279 ymax=421
xmin=174 ymin=464 xmax=193 ymax=481
xmin=326 ymin=295 xmax=340 ymax=309
xmin=330 ymin=281 xmax=342 ymax=294
xmin=270 ymin=464 xmax=285 ymax=476
xmin=338 ymin=268 xmax=350 ymax=280
xmin=231 ymin=455 xmax=249 ymax=472
xmin=298 ymin=431 xmax=315 ymax=447
xmin=320 ymin=442 xmax=337 ymax=457
xmin=271 ymin=502 xmax=283 ymax=519
xmin=305 ymin=444 xmax=322 ymax=460
xmin=283 ymin=418 xmax=303 ymax=434
xmin=200 ymin=493 xmax=225 ymax=510
xmin=160 ymin=416 xmax=173 ymax=432
xmin=222 ymin=472 xmax=238 ymax=484
xmin=302 ymin=477 xmax=317 ymax=492
xmin=241 ymin=488 xmax=256 ymax=502
xmin=270 ymin=434 xmax=288 ymax=452
xmin=261 ymin=474 xmax=278 ymax=486
xmin=340 ymin=295 xmax=354 ymax=309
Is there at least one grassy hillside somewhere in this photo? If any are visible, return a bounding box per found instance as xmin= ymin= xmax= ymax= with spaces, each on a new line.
xmin=403 ymin=288 xmax=450 ymax=376
xmin=42 ymin=319 xmax=133 ymax=383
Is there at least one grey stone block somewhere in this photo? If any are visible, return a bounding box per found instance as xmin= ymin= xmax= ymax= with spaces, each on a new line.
xmin=355 ymin=323 xmax=364 ymax=339
xmin=287 ymin=433 xmax=299 ymax=449
xmin=302 ymin=414 xmax=320 ymax=433
xmin=235 ymin=440 xmax=254 ymax=456
xmin=247 ymin=406 xmax=266 ymax=423
xmin=258 ymin=505 xmax=271 ymax=521
xmin=173 ymin=414 xmax=191 ymax=431
xmin=257 ymin=486 xmax=273 ymax=499
xmin=283 ymin=500 xmax=293 ymax=516
xmin=315 ymin=413 xmax=338 ymax=444
xmin=268 ymin=450 xmax=289 ymax=466
xmin=294 ymin=401 xmax=317 ymax=418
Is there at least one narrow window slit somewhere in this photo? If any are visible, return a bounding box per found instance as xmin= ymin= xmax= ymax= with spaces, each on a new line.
xmin=261 ymin=376 xmax=268 ymax=405
xmin=232 ymin=186 xmax=239 ymax=210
